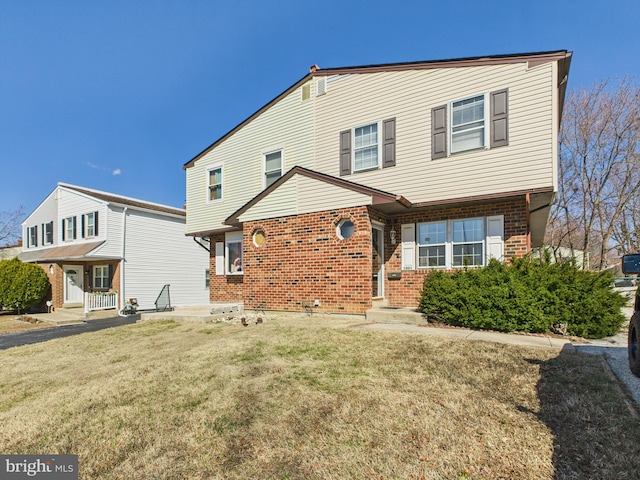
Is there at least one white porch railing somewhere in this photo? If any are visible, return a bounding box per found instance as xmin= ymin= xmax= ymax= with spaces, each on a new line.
xmin=84 ymin=292 xmax=119 ymax=313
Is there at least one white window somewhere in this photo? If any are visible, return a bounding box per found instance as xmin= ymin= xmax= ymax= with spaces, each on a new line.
xmin=226 ymin=231 xmax=243 ymax=275
xmin=409 ymin=216 xmax=503 ymax=270
xmin=85 ymin=212 xmax=96 ymax=238
xmin=94 ymin=265 xmax=110 ymax=289
xmin=451 ymin=95 xmax=485 ymax=153
xmin=207 ymin=166 xmax=223 ymax=202
xmin=43 ymin=221 xmax=53 ymax=245
xmin=418 ymin=222 xmax=446 ymax=268
xmin=452 ymin=218 xmax=484 ymax=267
xmin=63 ymin=216 xmax=76 ymax=241
xmin=264 ymin=150 xmax=283 ymax=188
xmin=27 ymin=226 xmax=38 ymax=248
xmin=354 ymin=122 xmax=379 ymax=171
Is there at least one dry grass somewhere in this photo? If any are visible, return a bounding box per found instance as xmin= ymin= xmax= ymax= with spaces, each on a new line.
xmin=1 ymin=316 xmax=639 ymax=479
xmin=0 ymin=312 xmax=55 ymax=334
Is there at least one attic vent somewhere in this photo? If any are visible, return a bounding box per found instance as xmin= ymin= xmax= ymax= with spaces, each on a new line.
xmin=316 ymin=77 xmax=327 ymax=96
xmin=301 ymin=82 xmax=311 ymax=101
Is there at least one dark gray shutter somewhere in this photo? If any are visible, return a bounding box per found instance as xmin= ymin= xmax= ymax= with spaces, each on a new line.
xmin=108 ymin=264 xmax=114 ymax=289
xmin=61 ymin=219 xmax=65 ymax=241
xmin=81 ymin=215 xmax=85 ymax=238
xmin=34 ymin=225 xmax=38 ymax=247
xmin=94 ymin=211 xmax=99 ymax=236
xmin=431 ymin=105 xmax=447 ymax=159
xmin=41 ymin=224 xmax=44 ymax=245
xmin=490 ymin=89 xmax=509 ymax=148
xmin=339 ymin=129 xmax=352 ymax=176
xmin=382 ymin=118 xmax=396 ymax=168
xmin=72 ymin=216 xmax=77 ymax=239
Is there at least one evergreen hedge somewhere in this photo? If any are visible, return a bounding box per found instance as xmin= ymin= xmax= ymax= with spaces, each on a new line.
xmin=0 ymin=258 xmax=50 ymax=313
xmin=419 ymin=257 xmax=627 ymax=339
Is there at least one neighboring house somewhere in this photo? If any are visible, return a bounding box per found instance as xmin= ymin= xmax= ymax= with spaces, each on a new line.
xmin=183 ymin=50 xmax=572 ymax=315
xmin=0 ymin=240 xmax=22 ymax=260
xmin=532 ymin=246 xmax=589 ymax=269
xmin=19 ymin=183 xmax=209 ymax=312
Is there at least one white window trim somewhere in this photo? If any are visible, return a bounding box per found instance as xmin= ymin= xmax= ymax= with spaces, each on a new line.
xmin=27 ymin=226 xmax=37 ymax=248
xmin=407 ymin=216 xmax=503 ymax=270
xmin=352 ymin=121 xmax=382 ymax=173
xmin=206 ymin=164 xmax=224 ymax=204
xmin=225 ymin=231 xmax=243 ymax=275
xmin=449 ymin=93 xmax=488 ymax=154
xmin=43 ymin=221 xmax=54 ymax=245
xmin=93 ymin=265 xmax=110 ymax=290
xmin=417 ymin=221 xmax=447 ymax=269
xmin=262 ymin=148 xmax=284 ymax=189
xmin=64 ymin=216 xmax=75 ymax=242
xmin=85 ymin=212 xmax=96 ymax=238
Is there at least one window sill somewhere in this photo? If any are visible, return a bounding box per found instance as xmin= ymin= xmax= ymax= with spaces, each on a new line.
xmin=352 ymin=166 xmax=380 ymax=174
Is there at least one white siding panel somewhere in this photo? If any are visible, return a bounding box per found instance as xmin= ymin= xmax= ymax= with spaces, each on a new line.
xmin=238 ymin=179 xmax=299 ymax=222
xmin=123 ymin=209 xmax=209 ymax=309
xmin=313 ymin=62 xmax=557 ymax=203
xmin=186 ymin=85 xmax=315 ymax=234
xmin=296 ymin=175 xmax=371 ymax=214
xmin=21 ymin=189 xmax=59 ymax=250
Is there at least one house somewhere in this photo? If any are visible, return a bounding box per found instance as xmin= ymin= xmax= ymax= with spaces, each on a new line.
xmin=19 ymin=183 xmax=210 ymax=313
xmin=0 ymin=240 xmax=22 ymax=260
xmin=183 ymin=51 xmax=572 ymax=315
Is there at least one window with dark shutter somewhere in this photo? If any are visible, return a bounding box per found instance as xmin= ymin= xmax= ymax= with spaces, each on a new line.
xmin=61 ymin=219 xmax=66 ymax=241
xmin=340 ymin=130 xmax=352 ymax=176
xmin=94 ymin=211 xmax=99 ymax=236
xmin=72 ymin=216 xmax=77 ymax=239
xmin=490 ymin=89 xmax=509 ymax=148
xmin=81 ymin=215 xmax=85 ymax=238
xmin=431 ymin=105 xmax=447 ymax=159
xmin=382 ymin=118 xmax=396 ymax=168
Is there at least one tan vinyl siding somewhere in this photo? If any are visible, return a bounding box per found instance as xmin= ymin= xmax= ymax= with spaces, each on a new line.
xmin=313 ymin=62 xmax=556 ymax=204
xmin=238 ymin=174 xmax=372 ymax=223
xmin=186 ymin=85 xmax=315 ymax=235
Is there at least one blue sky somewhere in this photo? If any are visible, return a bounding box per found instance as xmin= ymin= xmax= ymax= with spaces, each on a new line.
xmin=1 ymin=0 xmax=639 ymax=219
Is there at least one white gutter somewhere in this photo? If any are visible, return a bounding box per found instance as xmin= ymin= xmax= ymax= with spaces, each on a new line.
xmin=120 ymin=207 xmax=128 ymax=310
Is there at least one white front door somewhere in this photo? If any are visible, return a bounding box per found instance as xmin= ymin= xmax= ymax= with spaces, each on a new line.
xmin=64 ymin=266 xmax=84 ymax=304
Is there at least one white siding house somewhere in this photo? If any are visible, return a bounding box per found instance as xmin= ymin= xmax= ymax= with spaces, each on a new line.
xmin=20 ymin=183 xmax=209 ymax=312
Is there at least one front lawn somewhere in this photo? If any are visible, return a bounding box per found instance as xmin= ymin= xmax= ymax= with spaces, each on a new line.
xmin=1 ymin=317 xmax=639 ymax=479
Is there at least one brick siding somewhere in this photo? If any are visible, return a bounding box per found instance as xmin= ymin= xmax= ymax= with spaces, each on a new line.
xmin=208 ymin=198 xmax=529 ymax=315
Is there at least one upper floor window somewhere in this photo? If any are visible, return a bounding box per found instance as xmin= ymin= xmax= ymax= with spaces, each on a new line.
xmin=432 ymin=89 xmax=508 ymax=159
xmin=451 ymin=95 xmax=485 ymax=153
xmin=207 ymin=166 xmax=223 ymax=202
xmin=62 ymin=216 xmax=77 ymax=241
xmin=43 ymin=221 xmax=53 ymax=245
xmin=354 ymin=123 xmax=379 ymax=172
xmin=27 ymin=226 xmax=38 ymax=248
xmin=84 ymin=212 xmax=98 ymax=238
xmin=264 ymin=150 xmax=283 ymax=188
xmin=340 ymin=118 xmax=395 ymax=176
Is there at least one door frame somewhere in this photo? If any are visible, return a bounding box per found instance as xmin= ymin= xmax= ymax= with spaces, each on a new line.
xmin=371 ymin=222 xmax=385 ymax=299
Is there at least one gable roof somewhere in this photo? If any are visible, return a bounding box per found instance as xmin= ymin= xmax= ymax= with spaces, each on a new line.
xmin=59 ymin=183 xmax=186 ymax=217
xmin=183 ymin=50 xmax=572 ymax=170
xmin=224 ymin=166 xmax=410 ymax=226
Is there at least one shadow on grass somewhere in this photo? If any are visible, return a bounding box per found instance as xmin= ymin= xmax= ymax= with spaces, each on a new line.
xmin=526 ymin=345 xmax=640 ymax=478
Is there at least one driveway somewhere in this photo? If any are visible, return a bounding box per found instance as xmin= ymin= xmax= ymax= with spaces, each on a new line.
xmin=0 ymin=315 xmax=140 ymax=350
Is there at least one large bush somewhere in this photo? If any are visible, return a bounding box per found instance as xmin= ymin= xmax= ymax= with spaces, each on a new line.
xmin=0 ymin=258 xmax=50 ymax=312
xmin=419 ymin=257 xmax=627 ymax=339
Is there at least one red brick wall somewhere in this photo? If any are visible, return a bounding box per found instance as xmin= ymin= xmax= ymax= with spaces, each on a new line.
xmin=384 ymin=198 xmax=529 ymax=308
xmin=209 ymin=207 xmax=374 ymax=314
xmin=207 ymin=198 xmax=530 ymax=315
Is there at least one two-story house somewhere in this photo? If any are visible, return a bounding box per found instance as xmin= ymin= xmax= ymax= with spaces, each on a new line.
xmin=20 ymin=183 xmax=210 ymax=312
xmin=183 ymin=51 xmax=572 ymax=315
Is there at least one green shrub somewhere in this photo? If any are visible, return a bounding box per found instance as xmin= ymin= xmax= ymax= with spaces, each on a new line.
xmin=419 ymin=257 xmax=626 ymax=339
xmin=0 ymin=258 xmax=50 ymax=312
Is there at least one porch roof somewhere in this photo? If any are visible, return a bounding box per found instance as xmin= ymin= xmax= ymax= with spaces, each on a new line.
xmin=18 ymin=241 xmax=108 ymax=263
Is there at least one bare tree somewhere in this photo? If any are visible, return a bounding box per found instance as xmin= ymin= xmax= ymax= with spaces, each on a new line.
xmin=547 ymin=78 xmax=640 ymax=269
xmin=0 ymin=207 xmax=24 ymax=248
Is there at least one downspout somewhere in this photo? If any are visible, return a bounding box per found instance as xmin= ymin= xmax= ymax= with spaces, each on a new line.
xmin=526 ymin=193 xmax=531 ymax=252
xmin=120 ymin=207 xmax=128 ymax=310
